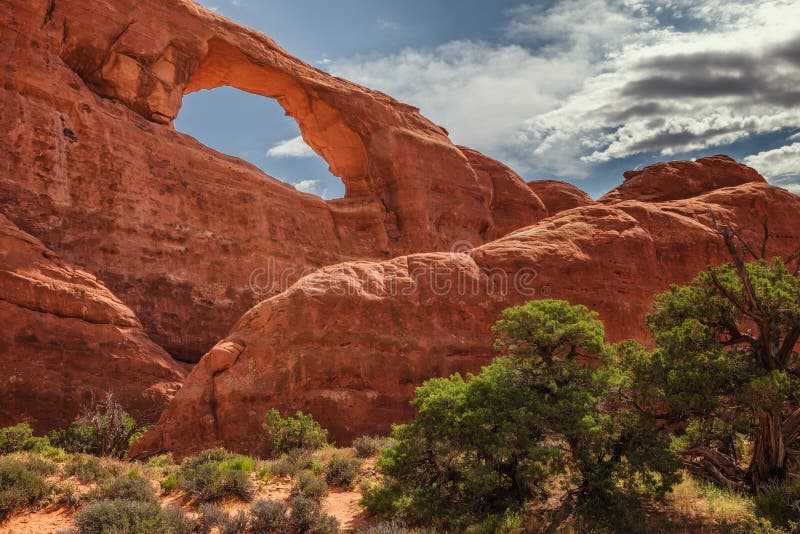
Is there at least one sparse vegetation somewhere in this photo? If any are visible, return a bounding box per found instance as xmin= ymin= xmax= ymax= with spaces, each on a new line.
xmin=290 ymin=495 xmax=340 ymax=533
xmin=0 ymin=422 xmax=49 ymax=454
xmin=263 ymin=409 xmax=328 ymax=456
xmin=0 ymin=456 xmax=51 ymax=520
xmin=179 ymin=448 xmax=255 ymax=502
xmin=292 ymin=470 xmax=328 ymax=501
xmin=353 ymin=436 xmax=380 ymax=458
xmin=64 ymin=454 xmax=115 ymax=484
xmin=87 ymin=472 xmax=157 ymax=503
xmin=49 ymin=394 xmax=148 ymax=458
xmin=249 ymin=498 xmax=290 ymax=532
xmin=325 ymin=454 xmax=361 ymax=488
xmin=72 ymin=498 xmax=165 ymax=534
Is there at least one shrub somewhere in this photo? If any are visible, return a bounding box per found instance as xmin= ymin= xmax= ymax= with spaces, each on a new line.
xmin=0 ymin=457 xmax=51 ymax=520
xmin=220 ymin=510 xmax=249 ymax=534
xmin=754 ymin=480 xmax=800 ymax=528
xmin=357 ymin=522 xmax=432 ymax=534
xmin=289 ymin=495 xmax=340 ymax=533
xmin=291 ymin=470 xmax=328 ymax=501
xmin=161 ymin=472 xmax=180 ymax=493
xmin=88 ymin=472 xmax=157 ymax=503
xmin=352 ymin=436 xmax=380 ymax=458
xmin=147 ymin=454 xmax=175 ymax=469
xmin=55 ymin=482 xmax=82 ymax=508
xmin=325 ymin=455 xmax=361 ymax=488
xmin=249 ymin=499 xmax=290 ymax=533
xmin=50 ymin=393 xmax=145 ymax=458
xmin=0 ymin=422 xmax=49 ymax=454
xmin=222 ymin=469 xmax=254 ymax=501
xmin=199 ymin=503 xmax=227 ymax=530
xmin=267 ymin=455 xmax=297 ymax=477
xmin=179 ymin=448 xmax=255 ymax=502
xmin=64 ymin=454 xmax=114 ymax=483
xmin=21 ymin=455 xmax=57 ymax=477
xmin=73 ymin=499 xmax=164 ymax=533
xmin=162 ymin=505 xmax=200 ymax=534
xmin=263 ymin=409 xmax=328 ymax=456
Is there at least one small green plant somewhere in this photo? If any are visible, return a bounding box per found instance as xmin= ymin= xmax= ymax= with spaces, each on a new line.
xmin=754 ymin=480 xmax=800 ymax=528
xmin=199 ymin=503 xmax=227 ymax=530
xmin=0 ymin=422 xmax=49 ymax=454
xmin=72 ymin=499 xmax=164 ymax=534
xmin=289 ymin=495 xmax=340 ymax=533
xmin=87 ymin=472 xmax=157 ymax=503
xmin=55 ymin=481 xmax=82 ymax=508
xmin=291 ymin=470 xmax=328 ymax=501
xmin=249 ymin=499 xmax=290 ymax=533
xmin=179 ymin=448 xmax=255 ymax=502
xmin=357 ymin=522 xmax=433 ymax=534
xmin=325 ymin=455 xmax=361 ymax=488
xmin=352 ymin=436 xmax=380 ymax=458
xmin=147 ymin=454 xmax=175 ymax=469
xmin=220 ymin=510 xmax=249 ymax=534
xmin=263 ymin=409 xmax=328 ymax=456
xmin=267 ymin=455 xmax=297 ymax=477
xmin=160 ymin=472 xmax=180 ymax=493
xmin=0 ymin=457 xmax=51 ymax=520
xmin=64 ymin=454 xmax=114 ymax=483
xmin=162 ymin=505 xmax=200 ymax=534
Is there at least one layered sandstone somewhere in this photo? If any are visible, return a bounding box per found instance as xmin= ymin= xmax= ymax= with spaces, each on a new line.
xmin=0 ymin=0 xmax=546 ymax=362
xmin=0 ymin=214 xmax=185 ymax=433
xmin=133 ymin=177 xmax=800 ymax=459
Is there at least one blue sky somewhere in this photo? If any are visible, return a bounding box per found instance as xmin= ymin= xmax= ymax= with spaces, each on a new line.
xmin=178 ymin=0 xmax=800 ymax=199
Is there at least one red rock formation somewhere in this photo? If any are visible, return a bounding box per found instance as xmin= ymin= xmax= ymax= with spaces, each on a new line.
xmin=0 ymin=214 xmax=185 ymax=433
xmin=132 ymin=177 xmax=800 ymax=459
xmin=599 ymin=154 xmax=764 ymax=203
xmin=0 ymin=0 xmax=545 ymax=362
xmin=527 ymin=179 xmax=596 ymax=215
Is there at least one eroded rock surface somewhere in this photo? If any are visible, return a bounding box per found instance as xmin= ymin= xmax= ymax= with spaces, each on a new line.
xmin=0 ymin=213 xmax=185 ymax=433
xmin=133 ymin=177 xmax=800 ymax=459
xmin=0 ymin=0 xmax=546 ymax=362
xmin=527 ymin=179 xmax=596 ymax=215
xmin=599 ymin=155 xmax=764 ymax=204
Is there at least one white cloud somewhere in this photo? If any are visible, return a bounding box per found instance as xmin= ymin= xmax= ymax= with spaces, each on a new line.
xmin=293 ymin=179 xmax=328 ymax=197
xmin=744 ymin=142 xmax=800 ymax=193
xmin=266 ymin=136 xmax=316 ymax=158
xmin=332 ymin=0 xmax=800 ymax=180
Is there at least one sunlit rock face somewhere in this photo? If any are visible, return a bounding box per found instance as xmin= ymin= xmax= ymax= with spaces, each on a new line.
xmin=2 ymin=0 xmax=799 ymax=457
xmin=134 ymin=176 xmax=800 ymax=459
xmin=0 ymin=214 xmax=186 ymax=432
xmin=0 ymin=0 xmax=546 ymax=363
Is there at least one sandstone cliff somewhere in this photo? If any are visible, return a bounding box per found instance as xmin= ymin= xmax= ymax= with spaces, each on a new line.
xmin=0 ymin=0 xmax=546 ymax=363
xmin=132 ymin=175 xmax=800 ymax=458
xmin=0 ymin=214 xmax=185 ymax=432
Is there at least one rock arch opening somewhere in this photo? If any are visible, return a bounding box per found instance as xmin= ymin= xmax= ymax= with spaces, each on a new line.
xmin=175 ymin=86 xmax=345 ymax=200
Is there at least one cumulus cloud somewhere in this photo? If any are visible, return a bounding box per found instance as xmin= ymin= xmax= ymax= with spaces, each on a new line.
xmin=293 ymin=179 xmax=322 ymax=194
xmin=331 ymin=0 xmax=800 ymax=187
xmin=266 ymin=136 xmax=316 ymax=158
xmin=744 ymin=141 xmax=800 ymax=193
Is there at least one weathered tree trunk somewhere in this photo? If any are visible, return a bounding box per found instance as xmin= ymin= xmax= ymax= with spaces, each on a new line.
xmin=750 ymin=408 xmax=787 ymax=490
